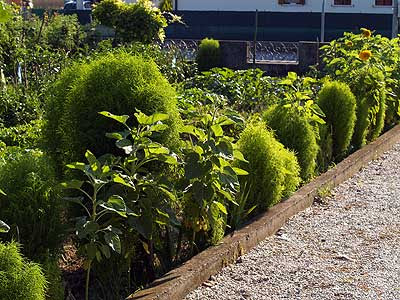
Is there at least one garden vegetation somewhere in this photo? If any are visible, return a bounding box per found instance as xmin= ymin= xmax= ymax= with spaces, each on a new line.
xmin=1 ymin=1 xmax=400 ymax=299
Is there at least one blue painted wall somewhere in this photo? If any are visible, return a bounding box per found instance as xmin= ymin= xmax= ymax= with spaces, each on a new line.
xmin=166 ymin=11 xmax=393 ymax=41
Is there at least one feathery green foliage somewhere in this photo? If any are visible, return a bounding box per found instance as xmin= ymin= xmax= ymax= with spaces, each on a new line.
xmin=196 ymin=38 xmax=221 ymax=72
xmin=236 ymin=121 xmax=300 ymax=211
xmin=0 ymin=150 xmax=64 ymax=260
xmin=44 ymin=53 xmax=181 ymax=165
xmin=317 ymin=81 xmax=357 ymax=160
xmin=263 ymin=105 xmax=319 ymax=181
xmin=0 ymin=241 xmax=47 ymax=300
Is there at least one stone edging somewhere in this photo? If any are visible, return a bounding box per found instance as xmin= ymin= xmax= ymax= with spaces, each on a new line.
xmin=128 ymin=124 xmax=400 ymax=300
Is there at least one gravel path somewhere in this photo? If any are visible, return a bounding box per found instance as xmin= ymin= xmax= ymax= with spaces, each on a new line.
xmin=185 ymin=143 xmax=400 ymax=300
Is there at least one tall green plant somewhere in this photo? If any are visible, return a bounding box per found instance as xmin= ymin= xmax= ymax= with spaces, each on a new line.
xmin=62 ymin=111 xmax=180 ymax=300
xmin=317 ymin=81 xmax=357 ymax=160
xmin=196 ymin=38 xmax=221 ymax=72
xmin=179 ymin=103 xmax=248 ymax=248
xmin=263 ymin=104 xmax=320 ymax=181
xmin=0 ymin=150 xmax=64 ymax=260
xmin=236 ymin=121 xmax=300 ymax=212
xmin=93 ymin=0 xmax=168 ymax=44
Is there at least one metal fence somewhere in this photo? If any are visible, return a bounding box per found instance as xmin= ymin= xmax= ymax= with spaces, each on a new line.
xmin=247 ymin=41 xmax=299 ymax=64
xmin=158 ymin=39 xmax=199 ymax=61
xmin=158 ymin=39 xmax=299 ymax=64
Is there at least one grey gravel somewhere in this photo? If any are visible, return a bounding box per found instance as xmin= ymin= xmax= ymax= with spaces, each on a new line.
xmin=185 ymin=143 xmax=400 ymax=300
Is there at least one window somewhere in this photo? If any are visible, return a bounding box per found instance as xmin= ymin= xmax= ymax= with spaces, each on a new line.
xmin=333 ymin=0 xmax=351 ymax=5
xmin=278 ymin=0 xmax=306 ymax=5
xmin=375 ymin=0 xmax=392 ymax=5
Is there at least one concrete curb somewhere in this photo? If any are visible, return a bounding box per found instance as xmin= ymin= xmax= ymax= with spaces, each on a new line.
xmin=128 ymin=124 xmax=400 ymax=300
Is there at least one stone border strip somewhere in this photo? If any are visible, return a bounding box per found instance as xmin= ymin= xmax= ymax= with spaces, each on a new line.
xmin=128 ymin=124 xmax=400 ymax=300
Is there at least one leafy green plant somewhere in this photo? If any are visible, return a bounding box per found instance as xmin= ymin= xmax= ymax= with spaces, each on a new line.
xmin=317 ymin=81 xmax=357 ymax=160
xmin=100 ymin=110 xmax=180 ymax=280
xmin=320 ymin=29 xmax=390 ymax=148
xmin=196 ymin=38 xmax=221 ymax=72
xmin=63 ymin=111 xmax=180 ymax=299
xmin=0 ymin=86 xmax=42 ymax=127
xmin=0 ymin=119 xmax=42 ymax=148
xmin=184 ymin=67 xmax=274 ymax=111
xmin=0 ymin=149 xmax=64 ymax=260
xmin=61 ymin=150 xmax=129 ymax=300
xmin=42 ymin=14 xmax=86 ymax=52
xmin=179 ymin=102 xmax=248 ymax=248
xmin=93 ymin=0 xmax=168 ymax=44
xmin=236 ymin=120 xmax=300 ymax=212
xmin=263 ymin=104 xmax=320 ymax=181
xmin=351 ymin=66 xmax=386 ymax=148
xmin=44 ymin=53 xmax=181 ymax=168
xmin=0 ymin=241 xmax=47 ymax=300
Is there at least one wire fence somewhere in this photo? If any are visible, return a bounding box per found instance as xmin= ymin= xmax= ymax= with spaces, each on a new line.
xmin=159 ymin=39 xmax=299 ymax=64
xmin=247 ymin=41 xmax=299 ymax=64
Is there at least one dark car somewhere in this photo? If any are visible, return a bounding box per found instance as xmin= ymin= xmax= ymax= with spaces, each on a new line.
xmin=64 ymin=1 xmax=92 ymax=10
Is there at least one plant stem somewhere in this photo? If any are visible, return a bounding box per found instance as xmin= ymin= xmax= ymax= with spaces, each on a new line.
xmin=85 ymin=260 xmax=92 ymax=300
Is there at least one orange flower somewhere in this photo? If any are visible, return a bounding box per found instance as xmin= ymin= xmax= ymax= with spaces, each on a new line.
xmin=359 ymin=50 xmax=372 ymax=61
xmin=361 ymin=28 xmax=372 ymax=38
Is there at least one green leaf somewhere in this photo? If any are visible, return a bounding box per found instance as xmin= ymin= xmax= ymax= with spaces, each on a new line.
xmin=158 ymin=154 xmax=179 ymax=165
xmin=149 ymin=123 xmax=168 ymax=132
xmin=0 ymin=220 xmax=9 ymax=233
xmin=99 ymin=111 xmax=129 ymax=125
xmin=100 ymin=195 xmax=127 ymax=217
xmin=233 ymin=150 xmax=248 ymax=162
xmin=100 ymin=244 xmax=111 ymax=259
xmin=156 ymin=208 xmax=170 ymax=219
xmin=0 ymin=2 xmax=12 ymax=23
xmin=104 ymin=232 xmax=121 ymax=254
xmin=60 ymin=180 xmax=84 ymax=190
xmin=135 ymin=112 xmax=169 ymax=125
xmin=128 ymin=215 xmax=152 ymax=240
xmin=112 ymin=174 xmax=132 ymax=188
xmin=213 ymin=201 xmax=227 ymax=215
xmin=86 ymin=243 xmax=97 ymax=260
xmin=66 ymin=162 xmax=86 ymax=170
xmin=211 ymin=124 xmax=224 ymax=137
xmin=232 ymin=167 xmax=249 ymax=176
xmin=105 ymin=132 xmax=123 ymax=140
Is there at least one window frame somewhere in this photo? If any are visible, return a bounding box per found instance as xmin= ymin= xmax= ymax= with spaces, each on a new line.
xmin=332 ymin=0 xmax=352 ymax=6
xmin=374 ymin=0 xmax=393 ymax=6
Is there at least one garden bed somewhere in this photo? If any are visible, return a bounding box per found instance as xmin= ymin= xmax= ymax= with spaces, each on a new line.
xmin=129 ymin=123 xmax=400 ymax=300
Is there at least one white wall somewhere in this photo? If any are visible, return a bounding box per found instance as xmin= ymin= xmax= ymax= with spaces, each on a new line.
xmin=176 ymin=0 xmax=394 ymax=14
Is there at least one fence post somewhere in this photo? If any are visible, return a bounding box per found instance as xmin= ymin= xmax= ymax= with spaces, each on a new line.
xmin=253 ymin=9 xmax=258 ymax=67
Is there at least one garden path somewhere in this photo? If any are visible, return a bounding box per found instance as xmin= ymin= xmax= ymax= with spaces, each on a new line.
xmin=185 ymin=143 xmax=400 ymax=300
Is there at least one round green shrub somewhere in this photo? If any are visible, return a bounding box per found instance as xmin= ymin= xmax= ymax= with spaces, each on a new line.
xmin=317 ymin=81 xmax=356 ymax=161
xmin=44 ymin=53 xmax=181 ymax=165
xmin=196 ymin=38 xmax=221 ymax=72
xmin=236 ymin=121 xmax=300 ymax=211
xmin=0 ymin=241 xmax=47 ymax=300
xmin=0 ymin=150 xmax=64 ymax=260
xmin=263 ymin=105 xmax=319 ymax=181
